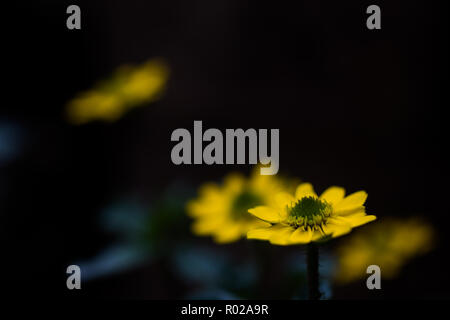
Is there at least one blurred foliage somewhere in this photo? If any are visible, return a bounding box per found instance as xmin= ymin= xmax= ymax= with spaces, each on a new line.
xmin=0 ymin=120 xmax=25 ymax=166
xmin=171 ymin=245 xmax=258 ymax=299
xmin=79 ymin=182 xmax=192 ymax=280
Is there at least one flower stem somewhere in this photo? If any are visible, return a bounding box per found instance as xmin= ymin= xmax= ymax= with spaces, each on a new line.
xmin=307 ymin=242 xmax=321 ymax=300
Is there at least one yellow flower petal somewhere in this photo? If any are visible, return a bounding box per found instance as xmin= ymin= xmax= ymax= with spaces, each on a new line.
xmin=269 ymin=226 xmax=295 ymax=245
xmin=295 ymin=183 xmax=317 ymax=200
xmin=312 ymin=230 xmax=326 ymax=241
xmin=248 ymin=206 xmax=281 ymax=223
xmin=247 ymin=224 xmax=286 ymax=240
xmin=289 ymin=227 xmax=313 ymax=244
xmin=334 ymin=206 xmax=366 ymax=217
xmin=334 ymin=191 xmax=368 ymax=213
xmin=320 ymin=186 xmax=345 ymax=204
xmin=339 ymin=214 xmax=377 ymax=228
xmin=326 ymin=223 xmax=352 ymax=238
xmin=245 ymin=220 xmax=272 ymax=230
xmin=320 ymin=224 xmax=333 ymax=236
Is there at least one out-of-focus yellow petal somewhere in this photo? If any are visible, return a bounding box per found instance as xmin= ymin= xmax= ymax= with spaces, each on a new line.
xmin=223 ymin=173 xmax=245 ymax=195
xmin=320 ymin=186 xmax=345 ymax=205
xmin=66 ymin=58 xmax=169 ymax=125
xmin=66 ymin=92 xmax=123 ymax=125
xmin=249 ymin=170 xmax=271 ymax=191
xmin=334 ymin=217 xmax=435 ymax=285
xmin=198 ymin=182 xmax=221 ymax=198
xmin=295 ymin=183 xmax=317 ymax=200
xmin=192 ymin=217 xmax=225 ymax=235
xmin=120 ymin=60 xmax=168 ymax=102
xmin=214 ymin=223 xmax=243 ymax=243
xmin=186 ymin=200 xmax=227 ymax=217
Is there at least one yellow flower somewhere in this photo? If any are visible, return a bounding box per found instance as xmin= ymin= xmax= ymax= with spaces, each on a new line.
xmin=66 ymin=58 xmax=169 ymax=125
xmin=187 ymin=169 xmax=288 ymax=244
xmin=334 ymin=217 xmax=434 ymax=284
xmin=247 ymin=183 xmax=376 ymax=245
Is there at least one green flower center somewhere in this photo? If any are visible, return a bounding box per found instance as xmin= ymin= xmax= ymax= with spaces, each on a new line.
xmin=232 ymin=191 xmax=263 ymax=221
xmin=287 ymin=196 xmax=332 ymax=229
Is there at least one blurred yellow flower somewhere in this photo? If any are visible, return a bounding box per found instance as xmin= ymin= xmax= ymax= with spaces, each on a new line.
xmin=247 ymin=183 xmax=376 ymax=245
xmin=66 ymin=58 xmax=169 ymax=125
xmin=334 ymin=217 xmax=434 ymax=284
xmin=187 ymin=168 xmax=289 ymax=244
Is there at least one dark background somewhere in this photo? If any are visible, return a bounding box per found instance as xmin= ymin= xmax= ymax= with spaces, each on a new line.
xmin=1 ymin=0 xmax=448 ymax=299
